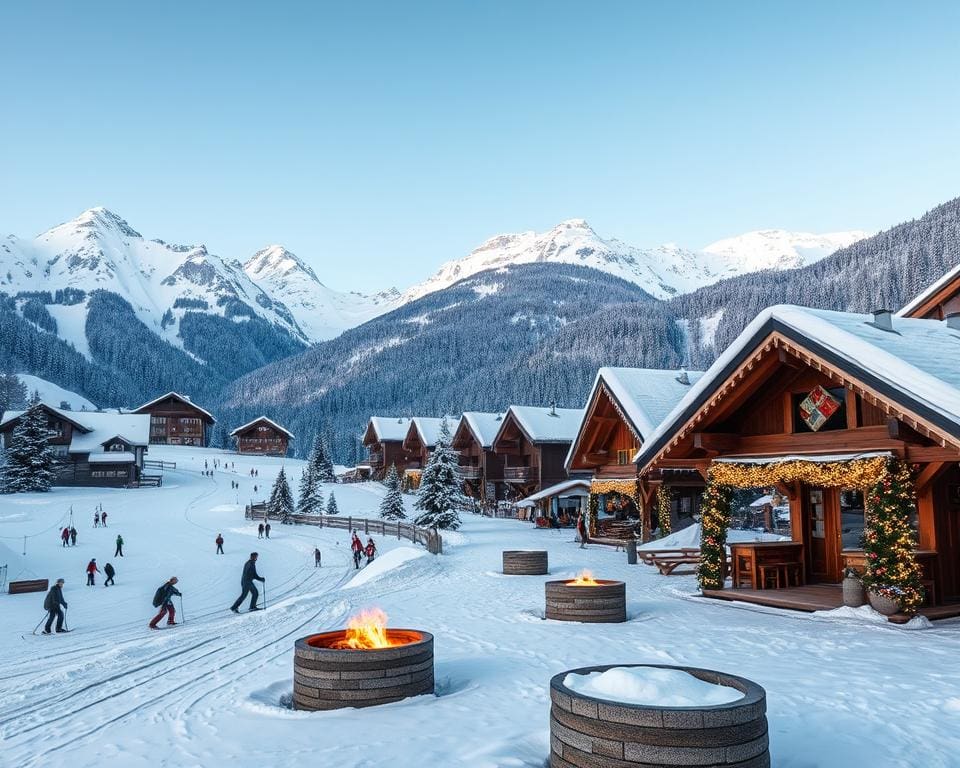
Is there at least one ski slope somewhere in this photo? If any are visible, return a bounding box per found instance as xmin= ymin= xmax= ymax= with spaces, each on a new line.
xmin=2 ymin=446 xmax=960 ymax=767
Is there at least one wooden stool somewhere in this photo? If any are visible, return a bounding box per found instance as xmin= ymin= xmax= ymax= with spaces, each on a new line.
xmin=758 ymin=564 xmax=781 ymax=590
xmin=778 ymin=562 xmax=802 ymax=587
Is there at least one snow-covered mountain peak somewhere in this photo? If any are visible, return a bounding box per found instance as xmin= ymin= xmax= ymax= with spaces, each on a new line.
xmin=49 ymin=206 xmax=143 ymax=241
xmin=244 ymin=245 xmax=320 ymax=284
xmin=702 ymin=229 xmax=869 ymax=273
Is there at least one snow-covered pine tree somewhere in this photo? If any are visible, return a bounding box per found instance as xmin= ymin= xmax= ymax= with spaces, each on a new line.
xmin=267 ymin=466 xmax=295 ymax=523
xmin=310 ymin=433 xmax=336 ymax=483
xmin=326 ymin=491 xmax=339 ymax=515
xmin=413 ymin=418 xmax=465 ymax=530
xmin=297 ymin=464 xmax=324 ymax=515
xmin=379 ymin=464 xmax=406 ymax=520
xmin=5 ymin=401 xmax=58 ymax=493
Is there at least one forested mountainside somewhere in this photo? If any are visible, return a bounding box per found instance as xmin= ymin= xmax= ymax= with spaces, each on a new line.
xmin=228 ymin=196 xmax=960 ymax=463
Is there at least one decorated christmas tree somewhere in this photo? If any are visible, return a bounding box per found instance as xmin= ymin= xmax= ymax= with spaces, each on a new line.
xmin=267 ymin=466 xmax=295 ymax=523
xmin=5 ymin=400 xmax=58 ymax=493
xmin=326 ymin=491 xmax=339 ymax=515
xmin=297 ymin=464 xmax=323 ymax=515
xmin=379 ymin=464 xmax=406 ymax=520
xmin=414 ymin=418 xmax=465 ymax=530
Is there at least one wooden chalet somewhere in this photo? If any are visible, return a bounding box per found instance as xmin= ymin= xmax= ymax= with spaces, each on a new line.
xmin=0 ymin=404 xmax=151 ymax=487
xmin=634 ymin=304 xmax=960 ymax=618
xmin=897 ymin=263 xmax=960 ymax=320
xmin=451 ymin=412 xmax=506 ymax=503
xmin=362 ymin=417 xmax=414 ymax=480
xmin=566 ymin=367 xmax=705 ymax=535
xmin=401 ymin=417 xmax=449 ymax=487
xmin=231 ymin=416 xmax=293 ymax=456
xmin=490 ymin=405 xmax=584 ymax=498
xmin=132 ymin=392 xmax=216 ymax=447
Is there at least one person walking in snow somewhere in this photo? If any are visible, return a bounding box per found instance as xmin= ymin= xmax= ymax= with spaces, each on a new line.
xmin=576 ymin=511 xmax=588 ymax=549
xmin=42 ymin=578 xmax=68 ymax=634
xmin=314 ymin=547 xmax=321 ymax=567
xmin=205 ymin=459 xmax=208 ymax=470
xmin=86 ymin=559 xmax=100 ymax=586
xmin=264 ymin=522 xmax=271 ymax=539
xmin=101 ymin=511 xmax=108 ymax=527
xmin=351 ymin=532 xmax=363 ymax=569
xmin=365 ymin=537 xmax=376 ymax=566
xmin=61 ymin=527 xmax=70 ymax=547
xmin=94 ymin=511 xmax=100 ymax=528
xmin=70 ymin=527 xmax=78 ymax=546
xmin=230 ymin=553 xmax=265 ymax=613
xmin=216 ymin=533 xmax=224 ymax=554
xmin=149 ymin=577 xmax=181 ymax=629
xmin=257 ymin=522 xmax=264 ymax=539
xmin=104 ymin=562 xmax=116 ymax=586
xmin=114 ymin=534 xmax=124 ymax=557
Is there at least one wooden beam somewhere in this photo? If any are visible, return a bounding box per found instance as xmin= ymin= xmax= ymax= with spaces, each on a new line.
xmin=887 ymin=418 xmax=930 ymax=446
xmin=778 ymin=348 xmax=801 ymax=368
xmin=905 ymin=445 xmax=960 ymax=463
xmin=693 ymin=432 xmax=740 ymax=453
xmin=915 ymin=461 xmax=951 ymax=493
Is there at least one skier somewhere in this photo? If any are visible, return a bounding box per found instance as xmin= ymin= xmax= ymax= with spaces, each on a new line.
xmin=254 ymin=484 xmax=258 ymax=494
xmin=70 ymin=526 xmax=78 ymax=546
xmin=61 ymin=527 xmax=70 ymax=547
xmin=257 ymin=522 xmax=264 ymax=539
xmin=230 ymin=552 xmax=265 ymax=613
xmin=577 ymin=511 xmax=588 ymax=549
xmin=85 ymin=558 xmax=100 ymax=586
xmin=114 ymin=534 xmax=124 ymax=557
xmin=314 ymin=547 xmax=321 ymax=567
xmin=365 ymin=537 xmax=376 ymax=565
xmin=205 ymin=459 xmax=208 ymax=470
xmin=351 ymin=532 xmax=363 ymax=569
xmin=42 ymin=578 xmax=68 ymax=634
xmin=104 ymin=562 xmax=116 ymax=586
xmin=94 ymin=511 xmax=100 ymax=528
xmin=101 ymin=511 xmax=108 ymax=527
xmin=149 ymin=576 xmax=181 ymax=629
xmin=216 ymin=533 xmax=224 ymax=554
xmin=264 ymin=522 xmax=271 ymax=539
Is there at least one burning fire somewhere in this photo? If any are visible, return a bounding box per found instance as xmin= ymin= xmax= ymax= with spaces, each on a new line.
xmin=568 ymin=569 xmax=601 ymax=587
xmin=331 ymin=608 xmax=400 ymax=649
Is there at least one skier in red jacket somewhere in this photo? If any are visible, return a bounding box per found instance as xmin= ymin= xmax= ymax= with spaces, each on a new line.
xmin=86 ymin=559 xmax=100 ymax=586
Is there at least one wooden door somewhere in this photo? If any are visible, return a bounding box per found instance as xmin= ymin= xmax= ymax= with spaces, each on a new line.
xmin=805 ymin=486 xmax=841 ymax=582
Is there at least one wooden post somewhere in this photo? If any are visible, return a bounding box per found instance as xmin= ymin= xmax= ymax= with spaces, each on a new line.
xmin=364 ymin=519 xmax=369 ymax=534
xmin=397 ymin=522 xmax=401 ymax=540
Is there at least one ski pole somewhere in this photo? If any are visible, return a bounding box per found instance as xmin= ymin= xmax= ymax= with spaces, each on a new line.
xmin=32 ymin=613 xmax=46 ymax=635
xmin=179 ymin=594 xmax=185 ymax=624
xmin=63 ymin=607 xmax=69 ymax=632
xmin=262 ymin=580 xmax=267 ymax=611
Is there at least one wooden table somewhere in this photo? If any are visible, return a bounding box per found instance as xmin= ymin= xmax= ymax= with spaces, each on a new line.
xmin=730 ymin=541 xmax=805 ymax=589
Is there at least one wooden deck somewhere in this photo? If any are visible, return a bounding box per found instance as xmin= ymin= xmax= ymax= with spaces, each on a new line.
xmin=701 ymin=584 xmax=960 ymax=621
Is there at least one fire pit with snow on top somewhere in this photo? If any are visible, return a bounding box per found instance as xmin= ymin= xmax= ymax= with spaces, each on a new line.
xmin=293 ymin=608 xmax=434 ymax=711
xmin=545 ymin=570 xmax=626 ymax=623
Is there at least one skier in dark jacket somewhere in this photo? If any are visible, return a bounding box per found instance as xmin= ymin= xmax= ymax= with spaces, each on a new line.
xmin=365 ymin=537 xmax=376 ymax=565
xmin=257 ymin=523 xmax=264 ymax=539
xmin=149 ymin=577 xmax=181 ymax=629
xmin=230 ymin=553 xmax=265 ymax=613
xmin=43 ymin=578 xmax=68 ymax=634
xmin=314 ymin=547 xmax=321 ymax=567
xmin=114 ymin=534 xmax=124 ymax=557
xmin=264 ymin=523 xmax=271 ymax=539
xmin=70 ymin=527 xmax=78 ymax=546
xmin=216 ymin=534 xmax=224 ymax=554
xmin=101 ymin=511 xmax=108 ymax=527
xmin=104 ymin=562 xmax=116 ymax=586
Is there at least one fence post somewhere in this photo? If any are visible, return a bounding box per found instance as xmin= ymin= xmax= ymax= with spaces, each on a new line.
xmin=348 ymin=516 xmax=353 ymax=534
xmin=364 ymin=519 xmax=369 ymax=534
xmin=319 ymin=514 xmax=323 ymax=529
xmin=397 ymin=522 xmax=401 ymax=540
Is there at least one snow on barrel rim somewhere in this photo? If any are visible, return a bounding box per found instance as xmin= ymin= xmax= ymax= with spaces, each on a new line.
xmin=564 ymin=666 xmax=744 ymax=707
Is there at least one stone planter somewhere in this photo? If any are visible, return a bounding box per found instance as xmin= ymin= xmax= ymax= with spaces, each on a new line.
xmin=545 ymin=580 xmax=626 ymax=623
xmin=842 ymin=575 xmax=866 ymax=607
xmin=867 ymin=589 xmax=900 ymax=616
xmin=502 ymin=550 xmax=548 ymax=575
xmin=550 ymin=664 xmax=769 ymax=768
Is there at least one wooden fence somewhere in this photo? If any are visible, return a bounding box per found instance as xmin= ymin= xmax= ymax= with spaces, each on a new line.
xmin=244 ymin=502 xmax=443 ymax=555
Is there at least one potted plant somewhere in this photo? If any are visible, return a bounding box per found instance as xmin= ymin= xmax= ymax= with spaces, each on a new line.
xmin=842 ymin=566 xmax=866 ymax=607
xmin=866 ymin=584 xmax=911 ymax=616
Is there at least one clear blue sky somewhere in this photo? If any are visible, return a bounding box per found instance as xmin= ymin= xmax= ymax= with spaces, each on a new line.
xmin=1 ymin=1 xmax=958 ymax=291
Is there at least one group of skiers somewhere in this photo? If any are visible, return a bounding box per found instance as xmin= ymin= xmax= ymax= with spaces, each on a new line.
xmin=60 ymin=526 xmax=78 ymax=546
xmin=350 ymin=531 xmax=377 ymax=569
xmin=85 ymin=558 xmax=116 ymax=586
xmin=257 ymin=522 xmax=272 ymax=538
xmin=93 ymin=510 xmax=108 ymax=527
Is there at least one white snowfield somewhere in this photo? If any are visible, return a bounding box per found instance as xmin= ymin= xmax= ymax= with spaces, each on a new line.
xmin=1 ymin=445 xmax=959 ymax=767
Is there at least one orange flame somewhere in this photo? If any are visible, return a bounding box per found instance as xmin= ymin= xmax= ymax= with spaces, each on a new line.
xmin=331 ymin=608 xmax=399 ymax=649
xmin=568 ymin=569 xmax=601 ymax=586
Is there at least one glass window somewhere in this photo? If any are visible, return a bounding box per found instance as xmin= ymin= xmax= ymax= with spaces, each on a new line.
xmin=840 ymin=488 xmax=865 ymax=549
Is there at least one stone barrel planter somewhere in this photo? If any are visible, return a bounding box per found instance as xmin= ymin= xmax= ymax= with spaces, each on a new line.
xmin=502 ymin=549 xmax=549 ymax=575
xmin=545 ymin=580 xmax=626 ymax=623
xmin=550 ymin=664 xmax=770 ymax=768
xmin=293 ymin=629 xmax=434 ymax=711
xmin=867 ymin=589 xmax=900 ymax=616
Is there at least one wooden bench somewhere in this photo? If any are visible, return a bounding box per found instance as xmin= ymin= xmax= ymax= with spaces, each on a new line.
xmin=654 ymin=556 xmax=701 ymax=576
xmin=640 ymin=548 xmax=700 ymax=564
xmin=9 ymin=578 xmax=48 ymax=595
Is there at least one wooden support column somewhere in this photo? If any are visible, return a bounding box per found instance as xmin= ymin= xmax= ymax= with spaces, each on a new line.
xmin=916 ymin=483 xmax=938 ymax=551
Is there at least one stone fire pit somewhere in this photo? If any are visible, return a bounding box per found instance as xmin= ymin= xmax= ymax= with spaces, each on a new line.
xmin=545 ymin=573 xmax=626 ymax=623
xmin=502 ymin=549 xmax=549 ymax=575
xmin=550 ymin=664 xmax=769 ymax=768
xmin=293 ymin=612 xmax=434 ymax=711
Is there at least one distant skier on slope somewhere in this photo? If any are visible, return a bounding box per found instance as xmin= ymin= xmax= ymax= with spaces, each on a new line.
xmin=257 ymin=522 xmax=264 ymax=539
xmin=365 ymin=537 xmax=376 ymax=566
xmin=61 ymin=527 xmax=70 ymax=547
xmin=314 ymin=547 xmax=321 ymax=567
xmin=104 ymin=562 xmax=116 ymax=586
xmin=264 ymin=522 xmax=271 ymax=539
xmin=42 ymin=578 xmax=68 ymax=634
xmin=114 ymin=534 xmax=124 ymax=557
xmin=94 ymin=511 xmax=100 ymax=528
xmin=149 ymin=577 xmax=181 ymax=629
xmin=351 ymin=532 xmax=363 ymax=569
xmin=101 ymin=511 xmax=108 ymax=527
xmin=216 ymin=533 xmax=224 ymax=554
xmin=86 ymin=559 xmax=100 ymax=586
xmin=70 ymin=526 xmax=78 ymax=546
xmin=230 ymin=552 xmax=265 ymax=613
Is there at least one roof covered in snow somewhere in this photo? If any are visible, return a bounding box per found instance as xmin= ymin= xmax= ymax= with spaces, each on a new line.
xmin=498 ymin=405 xmax=585 ymax=444
xmin=131 ymin=391 xmax=216 ymax=423
xmin=634 ymin=305 xmax=960 ymax=470
xmin=366 ymin=416 xmax=412 ymax=443
xmin=87 ymin=452 xmax=136 ymax=464
xmin=408 ymin=416 xmax=452 ymax=448
xmin=230 ymin=416 xmax=294 ymax=439
xmin=897 ymin=263 xmax=960 ymax=318
xmin=0 ymin=404 xmax=150 ymax=454
xmin=459 ymin=411 xmax=506 ymax=449
xmin=520 ymin=478 xmax=591 ymax=505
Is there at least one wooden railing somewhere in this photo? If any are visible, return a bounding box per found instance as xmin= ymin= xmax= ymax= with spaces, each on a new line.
xmin=503 ymin=466 xmax=535 ymax=481
xmin=244 ymin=503 xmax=443 ymax=554
xmin=144 ymin=459 xmax=176 ymax=471
xmin=459 ymin=465 xmax=481 ymax=479
xmin=367 ymin=452 xmax=383 ymax=466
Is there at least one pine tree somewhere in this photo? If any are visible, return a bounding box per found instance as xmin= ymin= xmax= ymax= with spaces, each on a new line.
xmin=310 ymin=433 xmax=336 ymax=483
xmin=379 ymin=464 xmax=406 ymax=520
xmin=297 ymin=464 xmax=324 ymax=515
xmin=326 ymin=491 xmax=339 ymax=515
xmin=267 ymin=466 xmax=295 ymax=523
xmin=413 ymin=418 xmax=465 ymax=530
xmin=5 ymin=401 xmax=58 ymax=493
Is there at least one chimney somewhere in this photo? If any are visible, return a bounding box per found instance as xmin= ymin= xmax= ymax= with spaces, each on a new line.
xmin=676 ymin=369 xmax=690 ymax=386
xmin=549 ymin=401 xmax=557 ymax=417
xmin=871 ymin=309 xmax=894 ymax=331
xmin=947 ymin=312 xmax=960 ymax=331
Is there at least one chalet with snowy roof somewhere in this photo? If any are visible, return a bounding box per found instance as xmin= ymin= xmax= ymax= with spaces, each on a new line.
xmin=452 ymin=412 xmax=507 ymax=503
xmin=634 ymin=303 xmax=960 ymax=619
xmin=897 ymin=263 xmax=960 ymax=320
xmin=490 ymin=405 xmax=585 ymax=498
xmin=566 ymin=367 xmax=705 ymax=535
xmin=362 ymin=417 xmax=414 ymax=480
xmin=231 ymin=416 xmax=292 ymax=456
xmin=132 ymin=392 xmax=215 ymax=447
xmin=401 ymin=416 xmax=455 ymax=489
xmin=0 ymin=404 xmax=151 ymax=487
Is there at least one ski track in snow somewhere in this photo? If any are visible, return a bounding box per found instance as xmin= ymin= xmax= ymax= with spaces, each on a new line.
xmin=2 ymin=445 xmax=960 ymax=767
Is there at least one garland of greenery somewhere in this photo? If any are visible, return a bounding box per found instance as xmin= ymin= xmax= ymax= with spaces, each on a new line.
xmin=588 ymin=493 xmax=599 ymax=537
xmin=697 ymin=478 xmax=733 ymax=590
xmin=709 ymin=456 xmax=887 ymax=490
xmin=634 ymin=478 xmax=646 ymax=541
xmin=862 ymin=459 xmax=925 ymax=613
xmin=656 ymin=485 xmax=673 ymax=537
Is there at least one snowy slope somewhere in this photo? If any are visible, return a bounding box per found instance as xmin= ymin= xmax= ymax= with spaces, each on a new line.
xmin=401 ymin=219 xmax=868 ymax=304
xmin=17 ymin=374 xmax=96 ymax=411
xmin=243 ymin=245 xmax=400 ymax=341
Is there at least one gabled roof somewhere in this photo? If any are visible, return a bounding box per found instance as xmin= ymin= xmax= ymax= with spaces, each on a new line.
xmin=566 ymin=367 xmax=704 ymax=469
xmin=364 ymin=416 xmax=412 ymax=444
xmin=131 ymin=392 xmax=216 ymax=423
xmin=897 ymin=263 xmax=960 ymax=319
xmin=230 ymin=416 xmax=294 ymax=439
xmin=406 ymin=416 xmax=450 ymax=449
xmin=634 ymin=305 xmax=960 ymax=472
xmin=518 ymin=478 xmax=591 ymax=505
xmin=495 ymin=405 xmax=584 ymax=446
xmin=457 ymin=411 xmax=506 ymax=449
xmin=0 ymin=404 xmax=150 ymax=453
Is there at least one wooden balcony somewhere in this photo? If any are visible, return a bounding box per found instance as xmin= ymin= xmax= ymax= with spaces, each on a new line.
xmin=368 ymin=452 xmax=383 ymax=466
xmin=503 ymin=466 xmax=536 ymax=482
xmin=459 ymin=465 xmax=481 ymax=479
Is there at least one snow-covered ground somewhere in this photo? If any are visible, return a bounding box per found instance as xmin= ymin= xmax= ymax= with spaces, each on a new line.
xmin=2 ymin=445 xmax=959 ymax=767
